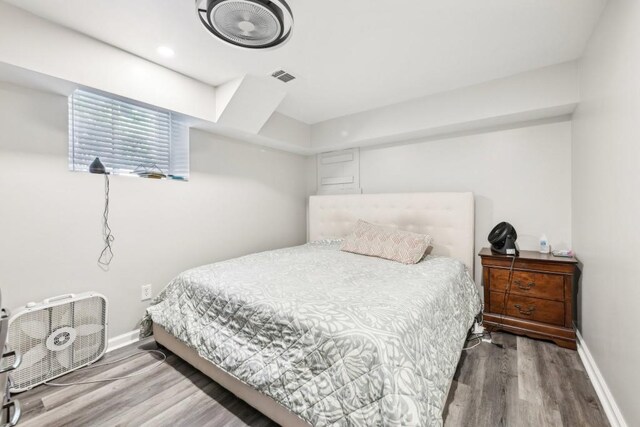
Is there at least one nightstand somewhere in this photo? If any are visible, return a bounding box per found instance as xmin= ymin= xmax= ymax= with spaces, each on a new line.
xmin=479 ymin=248 xmax=579 ymax=349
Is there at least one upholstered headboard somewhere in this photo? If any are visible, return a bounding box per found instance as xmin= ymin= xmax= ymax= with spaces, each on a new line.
xmin=308 ymin=192 xmax=475 ymax=272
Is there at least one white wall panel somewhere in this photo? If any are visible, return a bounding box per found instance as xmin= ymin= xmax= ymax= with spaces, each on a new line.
xmin=572 ymin=0 xmax=640 ymax=424
xmin=316 ymin=148 xmax=361 ymax=195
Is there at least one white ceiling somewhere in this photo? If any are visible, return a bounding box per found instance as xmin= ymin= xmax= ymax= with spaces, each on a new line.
xmin=3 ymin=0 xmax=606 ymax=124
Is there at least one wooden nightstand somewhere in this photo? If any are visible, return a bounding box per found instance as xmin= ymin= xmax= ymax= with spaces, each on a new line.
xmin=479 ymin=248 xmax=579 ymax=349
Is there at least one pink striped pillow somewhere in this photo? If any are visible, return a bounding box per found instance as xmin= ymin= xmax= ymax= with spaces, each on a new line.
xmin=340 ymin=220 xmax=433 ymax=264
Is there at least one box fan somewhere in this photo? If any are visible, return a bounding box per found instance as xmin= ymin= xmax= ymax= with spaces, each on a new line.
xmin=7 ymin=293 xmax=107 ymax=392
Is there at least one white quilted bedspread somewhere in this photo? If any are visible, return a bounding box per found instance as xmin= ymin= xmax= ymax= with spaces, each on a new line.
xmin=142 ymin=240 xmax=481 ymax=426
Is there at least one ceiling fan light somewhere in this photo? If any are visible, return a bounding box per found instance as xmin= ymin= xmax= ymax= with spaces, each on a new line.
xmin=196 ymin=0 xmax=294 ymax=49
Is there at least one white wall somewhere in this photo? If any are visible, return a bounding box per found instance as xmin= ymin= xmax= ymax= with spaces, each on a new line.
xmin=0 ymin=2 xmax=217 ymax=123
xmin=572 ymin=0 xmax=640 ymax=425
xmin=324 ymin=120 xmax=573 ymax=282
xmin=0 ymin=82 xmax=308 ymax=338
xmin=311 ymin=62 xmax=579 ymax=152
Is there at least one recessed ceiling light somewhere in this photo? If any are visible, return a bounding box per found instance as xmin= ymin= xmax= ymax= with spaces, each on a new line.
xmin=157 ymin=46 xmax=175 ymax=57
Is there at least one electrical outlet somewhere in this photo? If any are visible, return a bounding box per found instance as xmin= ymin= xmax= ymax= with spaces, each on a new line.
xmin=141 ymin=284 xmax=152 ymax=301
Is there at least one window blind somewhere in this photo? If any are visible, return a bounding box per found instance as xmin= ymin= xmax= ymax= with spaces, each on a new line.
xmin=69 ymin=89 xmax=188 ymax=179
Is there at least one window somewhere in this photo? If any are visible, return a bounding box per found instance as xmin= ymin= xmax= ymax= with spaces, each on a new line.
xmin=69 ymin=89 xmax=188 ymax=180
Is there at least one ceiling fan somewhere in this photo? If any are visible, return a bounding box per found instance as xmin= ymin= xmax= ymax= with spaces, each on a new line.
xmin=196 ymin=0 xmax=294 ymax=49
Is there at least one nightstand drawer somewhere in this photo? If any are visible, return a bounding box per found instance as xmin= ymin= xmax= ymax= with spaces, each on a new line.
xmin=489 ymin=292 xmax=565 ymax=326
xmin=489 ymin=269 xmax=564 ymax=301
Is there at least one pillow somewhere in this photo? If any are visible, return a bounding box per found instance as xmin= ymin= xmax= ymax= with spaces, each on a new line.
xmin=340 ymin=220 xmax=433 ymax=264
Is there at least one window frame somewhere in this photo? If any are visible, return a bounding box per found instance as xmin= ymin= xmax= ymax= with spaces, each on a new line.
xmin=68 ymin=88 xmax=189 ymax=181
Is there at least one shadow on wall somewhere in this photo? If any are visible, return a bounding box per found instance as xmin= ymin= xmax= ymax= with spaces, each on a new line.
xmin=0 ymin=83 xmax=68 ymax=155
xmin=474 ymin=195 xmax=493 ymax=283
xmin=190 ymin=128 xmax=306 ymax=189
xmin=575 ymin=259 xmax=584 ymax=332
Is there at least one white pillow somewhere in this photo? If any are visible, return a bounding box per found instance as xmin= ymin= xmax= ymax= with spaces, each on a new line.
xmin=340 ymin=220 xmax=433 ymax=264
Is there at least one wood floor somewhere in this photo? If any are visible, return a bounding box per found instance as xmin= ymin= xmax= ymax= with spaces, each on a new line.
xmin=14 ymin=333 xmax=609 ymax=427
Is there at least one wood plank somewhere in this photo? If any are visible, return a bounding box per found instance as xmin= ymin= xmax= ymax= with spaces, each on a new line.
xmin=62 ymin=356 xmax=195 ymax=427
xmin=10 ymin=333 xmax=609 ymax=427
xmin=517 ymin=337 xmax=568 ymax=427
xmin=449 ymin=344 xmax=487 ymax=425
xmin=20 ymin=353 xmax=184 ymax=427
xmin=41 ymin=352 xmax=165 ymax=409
xmin=138 ymin=380 xmax=229 ymax=427
xmin=517 ymin=399 xmax=563 ymax=427
xmin=537 ymin=341 xmax=610 ymax=427
xmin=517 ymin=337 xmax=545 ymax=405
xmin=111 ymin=369 xmax=212 ymax=426
xmin=443 ymin=380 xmax=472 ymax=427
xmin=475 ymin=340 xmax=517 ymax=426
xmin=17 ymin=345 xmax=163 ymax=422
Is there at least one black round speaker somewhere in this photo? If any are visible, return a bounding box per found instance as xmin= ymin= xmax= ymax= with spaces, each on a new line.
xmin=196 ymin=0 xmax=294 ymax=49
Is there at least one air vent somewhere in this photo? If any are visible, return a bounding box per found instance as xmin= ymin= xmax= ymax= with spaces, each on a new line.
xmin=272 ymin=70 xmax=296 ymax=83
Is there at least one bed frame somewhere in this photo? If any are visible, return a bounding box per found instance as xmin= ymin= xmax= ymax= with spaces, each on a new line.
xmin=154 ymin=192 xmax=475 ymax=426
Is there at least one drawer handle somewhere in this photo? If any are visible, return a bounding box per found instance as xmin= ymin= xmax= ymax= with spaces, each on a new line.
xmin=514 ymin=304 xmax=535 ymax=316
xmin=515 ymin=280 xmax=536 ymax=291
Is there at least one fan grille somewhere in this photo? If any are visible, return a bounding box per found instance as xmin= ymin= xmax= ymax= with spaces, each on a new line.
xmin=211 ymin=1 xmax=282 ymax=47
xmin=5 ymin=295 xmax=107 ymax=391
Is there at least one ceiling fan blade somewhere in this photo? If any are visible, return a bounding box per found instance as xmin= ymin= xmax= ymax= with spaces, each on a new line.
xmin=75 ymin=324 xmax=104 ymax=336
xmin=21 ymin=343 xmax=48 ymax=369
xmin=19 ymin=320 xmax=49 ymax=340
xmin=56 ymin=348 xmax=72 ymax=369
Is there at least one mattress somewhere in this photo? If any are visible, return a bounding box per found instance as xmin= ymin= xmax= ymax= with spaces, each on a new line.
xmin=141 ymin=240 xmax=481 ymax=426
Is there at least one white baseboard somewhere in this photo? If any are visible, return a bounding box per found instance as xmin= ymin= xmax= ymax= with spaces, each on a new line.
xmin=107 ymin=329 xmax=140 ymax=353
xmin=576 ymin=330 xmax=628 ymax=427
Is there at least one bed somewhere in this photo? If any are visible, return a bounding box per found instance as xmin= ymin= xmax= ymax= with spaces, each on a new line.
xmin=142 ymin=192 xmax=481 ymax=427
